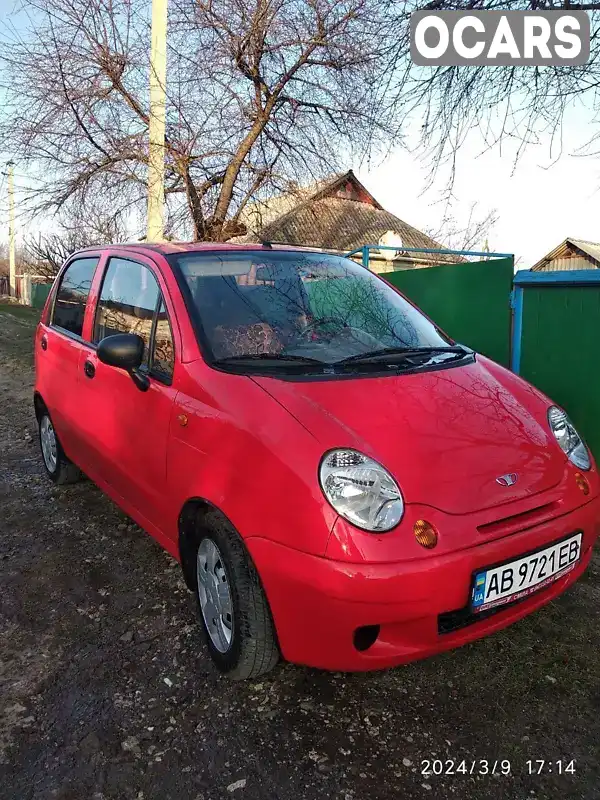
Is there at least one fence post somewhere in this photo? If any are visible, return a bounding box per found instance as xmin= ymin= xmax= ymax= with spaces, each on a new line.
xmin=510 ymin=285 xmax=524 ymax=374
xmin=362 ymin=246 xmax=369 ymax=270
xmin=21 ymin=275 xmax=32 ymax=306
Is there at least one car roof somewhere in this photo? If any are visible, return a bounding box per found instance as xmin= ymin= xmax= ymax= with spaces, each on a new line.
xmin=74 ymin=241 xmax=322 ymax=257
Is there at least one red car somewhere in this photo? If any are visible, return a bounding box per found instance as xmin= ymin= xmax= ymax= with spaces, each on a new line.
xmin=34 ymin=243 xmax=599 ymax=678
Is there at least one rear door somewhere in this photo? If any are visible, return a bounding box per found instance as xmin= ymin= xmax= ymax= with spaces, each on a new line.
xmin=75 ymin=253 xmax=179 ymax=528
xmin=35 ymin=255 xmax=102 ymax=464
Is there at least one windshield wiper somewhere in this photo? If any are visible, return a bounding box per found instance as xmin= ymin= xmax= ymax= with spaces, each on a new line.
xmin=213 ymin=353 xmax=326 ymax=367
xmin=337 ymin=345 xmax=469 ymax=365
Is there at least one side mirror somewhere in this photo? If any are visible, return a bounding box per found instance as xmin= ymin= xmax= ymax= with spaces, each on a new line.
xmin=97 ymin=333 xmax=149 ymax=391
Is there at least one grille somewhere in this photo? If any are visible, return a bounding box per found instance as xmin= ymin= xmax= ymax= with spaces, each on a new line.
xmin=438 ymin=605 xmax=502 ymax=634
xmin=438 ymin=581 xmax=555 ymax=635
xmin=477 ymin=501 xmax=558 ymax=537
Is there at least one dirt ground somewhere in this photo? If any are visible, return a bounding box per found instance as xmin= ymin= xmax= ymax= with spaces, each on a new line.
xmin=1 ymin=300 xmax=599 ymax=800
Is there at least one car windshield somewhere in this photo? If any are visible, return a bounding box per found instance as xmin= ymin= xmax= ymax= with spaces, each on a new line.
xmin=170 ymin=250 xmax=455 ymax=371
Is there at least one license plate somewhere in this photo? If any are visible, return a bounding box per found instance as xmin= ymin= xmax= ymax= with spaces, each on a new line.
xmin=471 ymin=533 xmax=582 ymax=613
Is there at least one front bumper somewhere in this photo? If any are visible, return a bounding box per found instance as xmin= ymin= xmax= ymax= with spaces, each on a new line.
xmin=246 ymin=496 xmax=600 ymax=671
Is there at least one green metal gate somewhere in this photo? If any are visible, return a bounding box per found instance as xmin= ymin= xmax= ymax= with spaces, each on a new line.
xmin=512 ymin=270 xmax=600 ymax=459
xmin=348 ymin=245 xmax=514 ymax=367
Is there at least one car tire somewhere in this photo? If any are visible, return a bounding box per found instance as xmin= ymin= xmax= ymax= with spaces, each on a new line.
xmin=193 ymin=513 xmax=279 ymax=680
xmin=38 ymin=411 xmax=82 ymax=485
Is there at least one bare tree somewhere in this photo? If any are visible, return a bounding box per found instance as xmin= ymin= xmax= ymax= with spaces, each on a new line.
xmin=1 ymin=0 xmax=398 ymax=241
xmin=387 ymin=3 xmax=600 ymax=183
xmin=426 ymin=203 xmax=499 ymax=253
xmin=22 ymin=207 xmax=127 ymax=277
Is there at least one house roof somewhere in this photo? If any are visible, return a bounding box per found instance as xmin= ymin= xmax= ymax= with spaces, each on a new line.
xmin=238 ymin=171 xmax=382 ymax=232
xmin=233 ymin=170 xmax=463 ymax=264
xmin=532 ymin=238 xmax=600 ymax=271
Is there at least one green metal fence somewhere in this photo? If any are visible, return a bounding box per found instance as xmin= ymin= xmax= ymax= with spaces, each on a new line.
xmin=385 ymin=257 xmax=514 ymax=367
xmin=343 ymin=245 xmax=599 ymax=460
xmin=31 ymin=282 xmax=52 ymax=309
xmin=512 ymin=270 xmax=600 ymax=459
xmin=347 ymin=246 xmax=514 ymax=367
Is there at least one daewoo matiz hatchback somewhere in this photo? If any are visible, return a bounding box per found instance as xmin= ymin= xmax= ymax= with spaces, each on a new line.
xmin=34 ymin=243 xmax=600 ymax=678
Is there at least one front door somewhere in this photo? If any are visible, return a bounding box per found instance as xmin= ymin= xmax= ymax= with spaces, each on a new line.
xmin=76 ymin=254 xmax=179 ymax=529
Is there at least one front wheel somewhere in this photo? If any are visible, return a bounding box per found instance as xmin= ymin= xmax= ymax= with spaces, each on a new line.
xmin=194 ymin=516 xmax=279 ymax=679
xmin=38 ymin=411 xmax=82 ymax=484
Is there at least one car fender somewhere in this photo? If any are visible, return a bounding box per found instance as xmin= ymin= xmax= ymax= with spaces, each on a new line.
xmin=165 ymin=361 xmax=338 ymax=557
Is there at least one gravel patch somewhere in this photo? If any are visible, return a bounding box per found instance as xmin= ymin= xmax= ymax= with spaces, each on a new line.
xmin=1 ymin=302 xmax=599 ymax=800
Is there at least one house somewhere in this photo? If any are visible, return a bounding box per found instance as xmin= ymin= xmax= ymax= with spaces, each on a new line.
xmin=233 ymin=171 xmax=464 ymax=273
xmin=531 ymin=238 xmax=600 ymax=272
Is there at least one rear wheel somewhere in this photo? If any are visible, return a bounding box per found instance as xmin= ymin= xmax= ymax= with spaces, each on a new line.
xmin=193 ymin=514 xmax=279 ymax=679
xmin=38 ymin=411 xmax=82 ymax=484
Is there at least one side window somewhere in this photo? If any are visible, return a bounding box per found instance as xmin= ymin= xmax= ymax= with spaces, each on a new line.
xmin=150 ymin=299 xmax=175 ymax=380
xmin=52 ymin=257 xmax=99 ymax=338
xmin=94 ymin=258 xmax=160 ymax=364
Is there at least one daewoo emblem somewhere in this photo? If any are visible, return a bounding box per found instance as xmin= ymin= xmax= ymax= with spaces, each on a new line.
xmin=496 ymin=473 xmax=518 ymax=487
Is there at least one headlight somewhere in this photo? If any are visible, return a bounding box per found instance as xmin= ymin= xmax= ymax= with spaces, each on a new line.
xmin=319 ymin=449 xmax=404 ymax=532
xmin=547 ymin=406 xmax=590 ymax=471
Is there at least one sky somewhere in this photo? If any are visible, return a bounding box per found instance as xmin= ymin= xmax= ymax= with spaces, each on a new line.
xmin=1 ymin=2 xmax=599 ymax=269
xmin=357 ymin=99 xmax=599 ymax=268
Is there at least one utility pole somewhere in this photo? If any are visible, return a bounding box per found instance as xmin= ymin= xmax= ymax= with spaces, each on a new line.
xmin=146 ymin=0 xmax=168 ymax=242
xmin=7 ymin=162 xmax=16 ymax=297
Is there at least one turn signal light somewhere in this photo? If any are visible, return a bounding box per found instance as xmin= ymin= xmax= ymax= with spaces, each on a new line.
xmin=574 ymin=472 xmax=590 ymax=496
xmin=414 ymin=519 xmax=438 ymax=549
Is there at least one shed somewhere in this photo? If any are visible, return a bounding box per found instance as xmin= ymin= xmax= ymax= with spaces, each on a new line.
xmin=531 ymin=238 xmax=600 ymax=272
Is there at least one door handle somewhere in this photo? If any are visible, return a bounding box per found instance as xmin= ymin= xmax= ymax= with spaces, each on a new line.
xmin=41 ymin=335 xmax=47 ymax=351
xmin=84 ymin=360 xmax=96 ymax=379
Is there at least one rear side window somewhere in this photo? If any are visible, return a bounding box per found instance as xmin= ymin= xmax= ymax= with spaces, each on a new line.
xmin=94 ymin=257 xmax=175 ymax=381
xmin=52 ymin=257 xmax=99 ymax=337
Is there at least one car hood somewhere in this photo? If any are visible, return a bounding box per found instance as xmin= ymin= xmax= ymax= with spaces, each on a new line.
xmin=254 ymin=357 xmax=565 ymax=515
